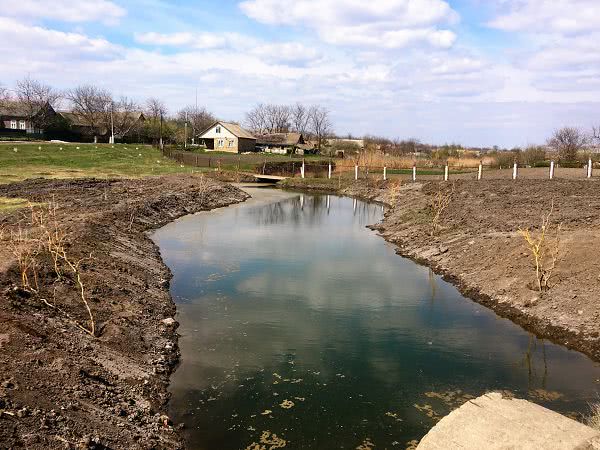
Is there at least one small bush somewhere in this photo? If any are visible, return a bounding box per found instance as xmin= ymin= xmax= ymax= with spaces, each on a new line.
xmin=558 ymin=160 xmax=583 ymax=168
xmin=518 ymin=202 xmax=562 ymax=292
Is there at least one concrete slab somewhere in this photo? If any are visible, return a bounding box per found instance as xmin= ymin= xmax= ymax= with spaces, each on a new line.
xmin=417 ymin=392 xmax=599 ymax=450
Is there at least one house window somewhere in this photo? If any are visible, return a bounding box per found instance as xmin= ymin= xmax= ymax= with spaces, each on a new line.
xmin=216 ymin=126 xmax=221 ymax=134
xmin=228 ymin=140 xmax=234 ymax=148
xmin=218 ymin=139 xmax=224 ymax=147
xmin=19 ymin=120 xmax=26 ymax=130
xmin=10 ymin=120 xmax=17 ymax=129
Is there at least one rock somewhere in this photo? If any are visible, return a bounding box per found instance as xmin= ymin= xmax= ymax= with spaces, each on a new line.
xmin=161 ymin=318 xmax=177 ymax=327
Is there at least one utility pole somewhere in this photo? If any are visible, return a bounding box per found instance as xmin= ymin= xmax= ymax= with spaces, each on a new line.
xmin=110 ymin=105 xmax=114 ymax=145
xmin=184 ymin=111 xmax=188 ymax=149
xmin=159 ymin=113 xmax=163 ymax=150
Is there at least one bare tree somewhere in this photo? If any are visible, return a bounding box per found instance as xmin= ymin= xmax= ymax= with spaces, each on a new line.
xmin=245 ymin=103 xmax=269 ymax=134
xmin=593 ymin=126 xmax=600 ymax=145
xmin=145 ymin=97 xmax=168 ymax=144
xmin=178 ymin=105 xmax=215 ymax=141
xmin=0 ymin=83 xmax=10 ymax=109
xmin=308 ymin=105 xmax=332 ymax=150
xmin=268 ymin=104 xmax=291 ymax=133
xmin=105 ymin=96 xmax=141 ymax=140
xmin=66 ymin=85 xmax=112 ymax=142
xmin=14 ymin=76 xmax=61 ymax=131
xmin=547 ymin=127 xmax=588 ymax=161
xmin=291 ymin=102 xmax=310 ymax=136
xmin=245 ymin=103 xmax=291 ymax=134
xmin=145 ymin=97 xmax=168 ymax=121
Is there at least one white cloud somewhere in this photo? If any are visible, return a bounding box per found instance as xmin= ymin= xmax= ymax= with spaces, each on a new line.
xmin=239 ymin=0 xmax=458 ymax=49
xmin=135 ymin=31 xmax=323 ymax=66
xmin=0 ymin=16 xmax=118 ymax=65
xmin=486 ymin=0 xmax=600 ymax=97
xmin=249 ymin=42 xmax=323 ymax=65
xmin=135 ymin=31 xmax=249 ymax=49
xmin=489 ymin=0 xmax=600 ymax=34
xmin=0 ymin=0 xmax=126 ymax=25
xmin=430 ymin=56 xmax=486 ymax=76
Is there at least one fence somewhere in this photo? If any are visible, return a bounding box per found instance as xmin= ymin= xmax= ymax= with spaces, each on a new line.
xmin=161 ymin=148 xmax=598 ymax=181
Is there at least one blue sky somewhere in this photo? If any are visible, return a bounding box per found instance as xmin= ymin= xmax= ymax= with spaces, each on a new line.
xmin=1 ymin=0 xmax=599 ymax=147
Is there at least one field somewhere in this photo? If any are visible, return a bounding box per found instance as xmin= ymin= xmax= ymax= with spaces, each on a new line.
xmin=0 ymin=142 xmax=198 ymax=183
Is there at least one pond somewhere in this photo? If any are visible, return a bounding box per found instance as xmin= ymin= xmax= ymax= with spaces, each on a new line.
xmin=152 ymin=187 xmax=600 ymax=450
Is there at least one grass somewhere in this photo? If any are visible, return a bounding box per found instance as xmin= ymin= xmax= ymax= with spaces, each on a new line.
xmin=0 ymin=197 xmax=40 ymax=212
xmin=588 ymin=403 xmax=600 ymax=431
xmin=0 ymin=143 xmax=203 ymax=184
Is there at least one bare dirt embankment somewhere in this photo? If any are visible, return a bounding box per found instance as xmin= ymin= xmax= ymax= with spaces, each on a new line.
xmin=0 ymin=176 xmax=249 ymax=449
xmin=281 ymin=177 xmax=600 ymax=362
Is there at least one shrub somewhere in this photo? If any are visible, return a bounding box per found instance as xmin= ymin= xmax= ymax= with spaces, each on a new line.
xmin=518 ymin=202 xmax=562 ymax=292
xmin=522 ymin=146 xmax=546 ymax=166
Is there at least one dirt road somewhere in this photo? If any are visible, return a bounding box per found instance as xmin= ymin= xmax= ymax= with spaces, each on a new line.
xmin=0 ymin=176 xmax=249 ymax=449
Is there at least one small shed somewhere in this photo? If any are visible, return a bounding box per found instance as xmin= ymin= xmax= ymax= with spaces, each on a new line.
xmin=256 ymin=132 xmax=310 ymax=154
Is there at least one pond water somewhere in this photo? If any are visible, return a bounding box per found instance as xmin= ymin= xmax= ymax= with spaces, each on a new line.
xmin=153 ymin=188 xmax=600 ymax=450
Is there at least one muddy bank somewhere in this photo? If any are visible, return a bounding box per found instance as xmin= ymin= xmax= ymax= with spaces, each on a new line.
xmin=281 ymin=177 xmax=600 ymax=362
xmin=0 ymin=176 xmax=249 ymax=449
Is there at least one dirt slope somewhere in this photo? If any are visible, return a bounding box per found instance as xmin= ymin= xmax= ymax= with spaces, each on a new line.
xmin=0 ymin=176 xmax=249 ymax=449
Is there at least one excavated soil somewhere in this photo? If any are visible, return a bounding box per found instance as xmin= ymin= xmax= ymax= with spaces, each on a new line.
xmin=283 ymin=177 xmax=600 ymax=362
xmin=0 ymin=176 xmax=249 ymax=449
xmin=2 ymin=173 xmax=599 ymax=448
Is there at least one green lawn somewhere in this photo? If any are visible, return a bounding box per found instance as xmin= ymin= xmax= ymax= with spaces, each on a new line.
xmin=0 ymin=143 xmax=201 ymax=184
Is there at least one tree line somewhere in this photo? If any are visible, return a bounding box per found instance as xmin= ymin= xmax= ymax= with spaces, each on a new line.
xmin=2 ymin=77 xmax=599 ymax=159
xmin=244 ymin=103 xmax=332 ymax=149
xmin=0 ymin=77 xmax=216 ymax=144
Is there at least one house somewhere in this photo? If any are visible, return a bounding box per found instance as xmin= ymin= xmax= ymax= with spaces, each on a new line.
xmin=59 ymin=110 xmax=146 ymax=143
xmin=198 ymin=121 xmax=256 ymax=153
xmin=0 ymin=101 xmax=57 ymax=134
xmin=256 ymin=132 xmax=313 ymax=154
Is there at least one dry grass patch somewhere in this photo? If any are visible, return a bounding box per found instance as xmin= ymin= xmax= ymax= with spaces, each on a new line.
xmin=0 ymin=197 xmax=38 ymax=212
xmin=588 ymin=403 xmax=600 ymax=431
xmin=518 ymin=201 xmax=562 ymax=292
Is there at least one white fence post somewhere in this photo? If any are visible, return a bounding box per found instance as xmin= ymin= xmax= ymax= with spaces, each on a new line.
xmin=301 ymin=160 xmax=305 ymax=179
xmin=383 ymin=166 xmax=387 ymax=181
xmin=355 ymin=165 xmax=358 ymax=181
xmin=444 ymin=165 xmax=449 ymax=181
xmin=478 ymin=162 xmax=483 ymax=180
xmin=412 ymin=165 xmax=417 ymax=182
xmin=550 ymin=160 xmax=555 ymax=179
xmin=588 ymin=158 xmax=593 ymax=178
xmin=328 ymin=162 xmax=332 ymax=179
xmin=326 ymin=195 xmax=330 ymax=210
xmin=513 ymin=162 xmax=518 ymax=180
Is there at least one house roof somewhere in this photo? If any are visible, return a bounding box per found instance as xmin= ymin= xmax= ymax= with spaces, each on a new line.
xmin=59 ymin=111 xmax=145 ymax=127
xmin=58 ymin=111 xmax=88 ymax=126
xmin=199 ymin=121 xmax=256 ymax=140
xmin=257 ymin=132 xmax=304 ymax=146
xmin=0 ymin=101 xmax=43 ymax=118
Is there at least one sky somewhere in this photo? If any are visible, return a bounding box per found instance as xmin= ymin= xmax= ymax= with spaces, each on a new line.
xmin=1 ymin=0 xmax=599 ymax=147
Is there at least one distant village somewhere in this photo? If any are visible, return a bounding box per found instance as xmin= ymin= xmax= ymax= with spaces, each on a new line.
xmin=2 ymin=77 xmax=599 ymax=166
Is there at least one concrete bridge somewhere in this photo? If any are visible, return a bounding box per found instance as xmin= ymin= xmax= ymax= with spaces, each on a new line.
xmin=252 ymin=174 xmax=288 ymax=183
